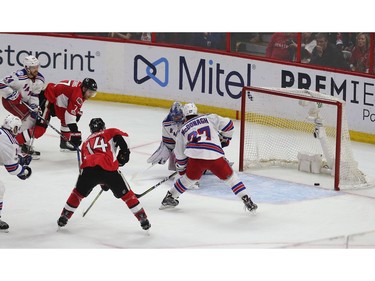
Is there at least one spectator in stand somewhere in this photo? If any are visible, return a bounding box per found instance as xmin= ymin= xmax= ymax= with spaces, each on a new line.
xmin=301 ymin=32 xmax=317 ymax=63
xmin=193 ymin=33 xmax=225 ymax=50
xmin=349 ymin=33 xmax=370 ymax=73
xmin=266 ymin=33 xmax=297 ymax=62
xmin=309 ymin=33 xmax=350 ymax=70
xmin=140 ymin=33 xmax=151 ymax=42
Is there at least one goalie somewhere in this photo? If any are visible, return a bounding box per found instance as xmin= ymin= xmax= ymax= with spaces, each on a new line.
xmin=147 ymin=101 xmax=201 ymax=189
xmin=147 ymin=101 xmax=185 ymax=170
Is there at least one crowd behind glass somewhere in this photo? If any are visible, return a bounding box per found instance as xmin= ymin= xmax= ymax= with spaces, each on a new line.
xmin=61 ymin=32 xmax=374 ymax=75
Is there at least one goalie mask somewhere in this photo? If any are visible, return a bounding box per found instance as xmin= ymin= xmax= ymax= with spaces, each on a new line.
xmin=169 ymin=101 xmax=184 ymax=123
xmin=2 ymin=114 xmax=22 ymax=136
xmin=89 ymin=118 xmax=106 ymax=133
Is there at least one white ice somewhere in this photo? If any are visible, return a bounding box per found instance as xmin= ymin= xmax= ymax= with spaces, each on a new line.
xmin=1 ymin=100 xmax=374 ymax=280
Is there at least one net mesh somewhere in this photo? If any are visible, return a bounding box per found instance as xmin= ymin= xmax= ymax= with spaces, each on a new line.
xmin=241 ymin=87 xmax=368 ymax=189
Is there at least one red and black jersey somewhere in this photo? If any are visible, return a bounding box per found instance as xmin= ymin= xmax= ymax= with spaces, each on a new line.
xmin=80 ymin=128 xmax=129 ymax=171
xmin=44 ymin=80 xmax=84 ymax=124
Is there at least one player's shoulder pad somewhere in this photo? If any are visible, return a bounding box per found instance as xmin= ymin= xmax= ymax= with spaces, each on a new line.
xmin=107 ymin=127 xmax=129 ymax=137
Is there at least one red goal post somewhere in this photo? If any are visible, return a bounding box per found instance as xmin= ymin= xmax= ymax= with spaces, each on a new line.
xmin=239 ymin=86 xmax=367 ymax=191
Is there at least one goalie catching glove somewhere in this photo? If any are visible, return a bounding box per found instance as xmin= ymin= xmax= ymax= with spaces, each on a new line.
xmin=147 ymin=142 xmax=171 ymax=165
xmin=117 ymin=149 xmax=130 ymax=166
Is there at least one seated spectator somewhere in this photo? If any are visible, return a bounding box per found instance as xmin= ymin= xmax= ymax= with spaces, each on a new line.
xmin=301 ymin=32 xmax=317 ymax=63
xmin=309 ymin=33 xmax=350 ymax=70
xmin=265 ymin=33 xmax=297 ymax=62
xmin=349 ymin=33 xmax=370 ymax=73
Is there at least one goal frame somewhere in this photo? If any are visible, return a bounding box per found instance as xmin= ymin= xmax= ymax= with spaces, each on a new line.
xmin=239 ymin=86 xmax=343 ymax=191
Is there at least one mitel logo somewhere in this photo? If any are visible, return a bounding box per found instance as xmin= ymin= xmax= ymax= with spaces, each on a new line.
xmin=133 ymin=55 xmax=169 ymax=87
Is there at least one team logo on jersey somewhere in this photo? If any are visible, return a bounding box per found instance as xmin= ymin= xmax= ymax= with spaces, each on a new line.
xmin=133 ymin=55 xmax=169 ymax=87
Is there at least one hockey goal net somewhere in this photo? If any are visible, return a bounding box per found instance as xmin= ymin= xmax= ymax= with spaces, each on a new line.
xmin=239 ymin=86 xmax=368 ymax=190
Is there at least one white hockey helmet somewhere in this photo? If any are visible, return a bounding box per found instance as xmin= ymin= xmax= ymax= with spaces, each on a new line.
xmin=2 ymin=114 xmax=22 ymax=135
xmin=23 ymin=55 xmax=39 ymax=69
xmin=183 ymin=102 xmax=198 ymax=117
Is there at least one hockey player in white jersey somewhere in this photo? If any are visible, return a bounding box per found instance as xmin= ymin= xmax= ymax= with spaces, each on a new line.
xmin=147 ymin=101 xmax=200 ymax=189
xmin=0 ymin=55 xmax=45 ymax=158
xmin=0 ymin=115 xmax=33 ymax=232
xmin=160 ymin=102 xmax=257 ymax=212
xmin=147 ymin=101 xmax=185 ymax=169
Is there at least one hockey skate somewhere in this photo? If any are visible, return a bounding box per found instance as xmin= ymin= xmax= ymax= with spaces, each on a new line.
xmin=21 ymin=144 xmax=41 ymax=160
xmin=135 ymin=209 xmax=151 ymax=230
xmin=160 ymin=191 xmax=179 ymax=209
xmin=242 ymin=195 xmax=258 ymax=212
xmin=57 ymin=210 xmax=73 ymax=227
xmin=0 ymin=218 xmax=9 ymax=233
xmin=60 ymin=138 xmax=76 ymax=152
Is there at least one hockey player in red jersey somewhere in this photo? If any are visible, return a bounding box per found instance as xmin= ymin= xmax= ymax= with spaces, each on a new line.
xmin=57 ymin=118 xmax=151 ymax=231
xmin=160 ymin=102 xmax=258 ymax=212
xmin=15 ymin=78 xmax=98 ymax=152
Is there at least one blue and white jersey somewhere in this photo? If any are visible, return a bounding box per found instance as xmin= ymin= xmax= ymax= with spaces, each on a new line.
xmin=0 ymin=128 xmax=23 ymax=175
xmin=0 ymin=68 xmax=45 ymax=106
xmin=161 ymin=113 xmax=183 ymax=151
xmin=175 ymin=113 xmax=234 ymax=163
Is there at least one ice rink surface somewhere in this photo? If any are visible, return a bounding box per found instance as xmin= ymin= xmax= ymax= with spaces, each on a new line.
xmin=1 ymin=100 xmax=374 ymax=280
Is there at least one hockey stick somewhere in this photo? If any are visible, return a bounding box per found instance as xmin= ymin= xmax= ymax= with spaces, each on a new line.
xmin=82 ymin=189 xmax=103 ymax=217
xmin=135 ymin=171 xmax=177 ymax=199
xmin=82 ymin=171 xmax=177 ymax=217
xmin=21 ymin=101 xmax=81 ymax=172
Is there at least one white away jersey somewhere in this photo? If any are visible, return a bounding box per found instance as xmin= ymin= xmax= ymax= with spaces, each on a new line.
xmin=0 ymin=128 xmax=23 ymax=175
xmin=161 ymin=113 xmax=183 ymax=150
xmin=0 ymin=68 xmax=45 ymax=106
xmin=175 ymin=114 xmax=234 ymax=162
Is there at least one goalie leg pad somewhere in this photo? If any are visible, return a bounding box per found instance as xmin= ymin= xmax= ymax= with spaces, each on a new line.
xmin=147 ymin=142 xmax=171 ymax=165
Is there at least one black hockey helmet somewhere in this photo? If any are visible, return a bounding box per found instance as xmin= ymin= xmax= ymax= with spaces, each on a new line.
xmin=81 ymin=78 xmax=98 ymax=91
xmin=89 ymin=118 xmax=106 ymax=133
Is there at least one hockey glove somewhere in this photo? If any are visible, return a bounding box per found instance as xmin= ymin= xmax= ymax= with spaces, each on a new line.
xmin=17 ymin=166 xmax=32 ymax=180
xmin=117 ymin=149 xmax=130 ymax=166
xmin=70 ymin=131 xmax=82 ymax=147
xmin=221 ymin=139 xmax=230 ymax=148
xmin=7 ymin=90 xmax=22 ymax=104
xmin=76 ymin=111 xmax=83 ymax=122
xmin=29 ymin=104 xmax=41 ymax=119
xmin=18 ymin=154 xmax=32 ymax=166
xmin=219 ymin=134 xmax=231 ymax=148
